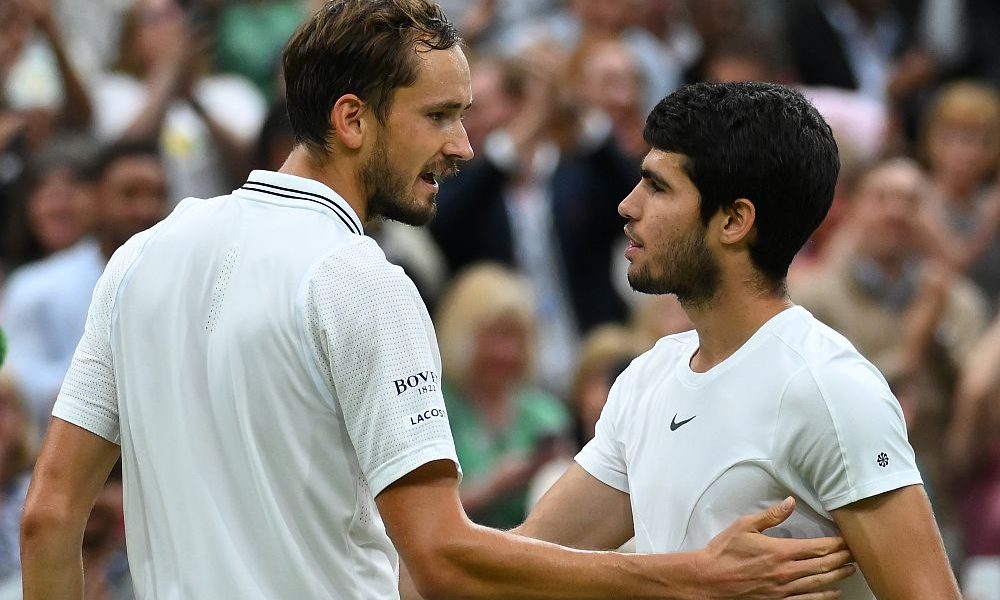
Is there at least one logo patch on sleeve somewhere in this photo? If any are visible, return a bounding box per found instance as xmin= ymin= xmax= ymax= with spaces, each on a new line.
xmin=876 ymin=452 xmax=889 ymax=468
xmin=392 ymin=370 xmax=439 ymax=395
xmin=408 ymin=407 xmax=447 ymax=426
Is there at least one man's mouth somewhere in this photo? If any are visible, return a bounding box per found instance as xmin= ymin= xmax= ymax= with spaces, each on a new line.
xmin=624 ymin=225 xmax=642 ymax=248
xmin=420 ymin=161 xmax=461 ymax=186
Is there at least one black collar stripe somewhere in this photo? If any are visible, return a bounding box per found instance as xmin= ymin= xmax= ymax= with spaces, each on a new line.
xmin=245 ymin=180 xmax=362 ymax=235
xmin=241 ymin=184 xmax=360 ymax=235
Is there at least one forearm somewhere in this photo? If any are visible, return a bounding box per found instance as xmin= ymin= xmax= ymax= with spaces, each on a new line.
xmin=418 ymin=522 xmax=698 ymax=600
xmin=38 ymin=20 xmax=92 ymax=129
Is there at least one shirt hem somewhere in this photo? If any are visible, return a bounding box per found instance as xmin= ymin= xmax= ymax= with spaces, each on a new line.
xmin=367 ymin=442 xmax=462 ymax=498
xmin=51 ymin=399 xmax=120 ymax=444
xmin=573 ymin=453 xmax=629 ymax=494
xmin=822 ymin=470 xmax=924 ymax=511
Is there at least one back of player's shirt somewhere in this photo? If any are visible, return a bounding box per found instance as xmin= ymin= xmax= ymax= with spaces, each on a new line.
xmin=54 ymin=172 xmax=460 ymax=599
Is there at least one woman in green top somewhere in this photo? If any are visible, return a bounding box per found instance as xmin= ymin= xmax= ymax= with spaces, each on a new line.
xmin=435 ymin=263 xmax=570 ymax=530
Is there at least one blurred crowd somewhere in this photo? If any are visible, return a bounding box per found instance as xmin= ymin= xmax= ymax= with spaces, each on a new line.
xmin=1 ymin=0 xmax=1000 ymax=597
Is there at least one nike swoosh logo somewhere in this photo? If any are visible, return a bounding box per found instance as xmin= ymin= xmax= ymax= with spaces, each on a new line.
xmin=670 ymin=414 xmax=696 ymax=431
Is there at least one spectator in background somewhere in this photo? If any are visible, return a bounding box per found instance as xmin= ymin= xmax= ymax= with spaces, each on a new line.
xmin=682 ymin=0 xmax=753 ymax=84
xmin=946 ymin=314 xmax=1000 ymax=535
xmin=435 ymin=263 xmax=569 ymax=530
xmin=431 ymin=47 xmax=636 ymax=393
xmin=492 ymin=0 xmax=681 ymax=115
xmin=791 ymin=158 xmax=990 ymax=531
xmin=944 ymin=312 xmax=1000 ymax=598
xmin=462 ymin=54 xmax=524 ymax=156
xmin=526 ymin=323 xmax=638 ymax=513
xmin=1 ymin=141 xmax=166 ymax=432
xmin=784 ymin=0 xmax=928 ymax=102
xmin=565 ymin=37 xmax=648 ymax=164
xmin=0 ymin=137 xmax=92 ymax=274
xmin=92 ymin=0 xmax=266 ymax=204
xmin=2 ymin=0 xmax=93 ymax=148
xmin=0 ymin=375 xmax=36 ymax=585
xmin=916 ymin=81 xmax=1000 ymax=307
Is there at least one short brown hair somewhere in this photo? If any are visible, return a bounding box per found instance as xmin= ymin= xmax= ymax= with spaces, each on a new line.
xmin=282 ymin=0 xmax=460 ymax=155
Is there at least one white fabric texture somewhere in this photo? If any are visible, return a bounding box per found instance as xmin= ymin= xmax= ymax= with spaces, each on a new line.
xmin=576 ymin=306 xmax=922 ymax=600
xmin=53 ymin=170 xmax=459 ymax=599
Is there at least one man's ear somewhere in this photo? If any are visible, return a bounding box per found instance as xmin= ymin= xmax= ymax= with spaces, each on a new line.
xmin=718 ymin=198 xmax=757 ymax=247
xmin=329 ymin=94 xmax=368 ymax=150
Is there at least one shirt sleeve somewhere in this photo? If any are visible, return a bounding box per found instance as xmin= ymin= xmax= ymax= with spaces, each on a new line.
xmin=304 ymin=245 xmax=460 ymax=497
xmin=775 ymin=357 xmax=923 ymax=511
xmin=574 ymin=367 xmax=632 ymax=494
xmin=49 ymin=246 xmax=144 ymax=444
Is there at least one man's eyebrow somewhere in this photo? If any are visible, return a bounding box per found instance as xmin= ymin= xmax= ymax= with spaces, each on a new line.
xmin=640 ymin=167 xmax=671 ymax=190
xmin=421 ymin=100 xmax=474 ymax=112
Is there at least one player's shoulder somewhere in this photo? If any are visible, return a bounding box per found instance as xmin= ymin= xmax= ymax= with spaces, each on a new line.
xmin=773 ymin=307 xmax=892 ymax=403
xmin=305 ymin=236 xmax=419 ymax=301
xmin=769 ymin=306 xmax=867 ymax=366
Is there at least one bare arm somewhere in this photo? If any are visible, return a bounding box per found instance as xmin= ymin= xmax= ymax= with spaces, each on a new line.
xmin=515 ymin=462 xmax=633 ymax=550
xmin=26 ymin=0 xmax=93 ymax=130
xmin=21 ymin=418 xmax=121 ymax=600
xmin=945 ymin=313 xmax=1000 ymax=478
xmin=378 ymin=460 xmax=853 ymax=600
xmin=831 ymin=485 xmax=960 ymax=600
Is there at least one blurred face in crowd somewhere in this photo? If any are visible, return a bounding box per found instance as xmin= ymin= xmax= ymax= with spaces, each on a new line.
xmin=130 ymin=0 xmax=187 ymax=73
xmin=95 ymin=155 xmax=167 ymax=253
xmin=27 ymin=167 xmax=93 ymax=255
xmin=571 ymin=0 xmax=641 ymax=32
xmin=852 ymin=160 xmax=925 ymax=262
xmin=926 ymin=122 xmax=1000 ymax=193
xmin=619 ymin=149 xmax=721 ymax=304
xmin=464 ymin=60 xmax=520 ymax=154
xmin=363 ymin=45 xmax=473 ymax=225
xmin=690 ymin=0 xmax=746 ymax=43
xmin=469 ymin=316 xmax=532 ymax=393
xmin=577 ymin=41 xmax=643 ymax=128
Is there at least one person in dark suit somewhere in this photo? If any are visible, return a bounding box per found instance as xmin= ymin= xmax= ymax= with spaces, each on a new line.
xmin=430 ymin=50 xmax=636 ymax=339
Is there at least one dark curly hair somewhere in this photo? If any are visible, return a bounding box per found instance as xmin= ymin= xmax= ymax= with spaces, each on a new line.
xmin=644 ymin=81 xmax=839 ymax=284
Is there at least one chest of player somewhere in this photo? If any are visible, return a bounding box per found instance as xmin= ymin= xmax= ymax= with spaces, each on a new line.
xmin=619 ymin=371 xmax=791 ymax=550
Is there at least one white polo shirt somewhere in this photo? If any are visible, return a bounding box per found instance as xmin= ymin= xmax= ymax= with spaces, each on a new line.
xmin=577 ymin=306 xmax=923 ymax=600
xmin=53 ymin=170 xmax=460 ymax=599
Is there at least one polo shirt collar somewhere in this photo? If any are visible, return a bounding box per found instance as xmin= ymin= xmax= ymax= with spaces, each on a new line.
xmin=237 ymin=170 xmax=364 ymax=235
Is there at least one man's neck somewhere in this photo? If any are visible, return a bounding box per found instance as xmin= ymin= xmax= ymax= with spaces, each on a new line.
xmin=682 ymin=283 xmax=793 ymax=374
xmin=278 ymin=146 xmax=369 ymax=223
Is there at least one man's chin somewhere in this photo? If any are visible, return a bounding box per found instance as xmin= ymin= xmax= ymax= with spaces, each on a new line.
xmin=383 ymin=201 xmax=436 ymax=227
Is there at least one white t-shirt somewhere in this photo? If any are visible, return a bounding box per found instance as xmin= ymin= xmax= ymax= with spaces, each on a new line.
xmin=576 ymin=306 xmax=922 ymax=599
xmin=53 ymin=170 xmax=460 ymax=599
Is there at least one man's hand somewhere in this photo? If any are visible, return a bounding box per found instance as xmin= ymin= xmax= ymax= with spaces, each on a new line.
xmin=694 ymin=497 xmax=854 ymax=600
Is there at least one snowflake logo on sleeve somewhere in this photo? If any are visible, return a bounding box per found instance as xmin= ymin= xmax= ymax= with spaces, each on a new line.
xmin=876 ymin=452 xmax=889 ymax=468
